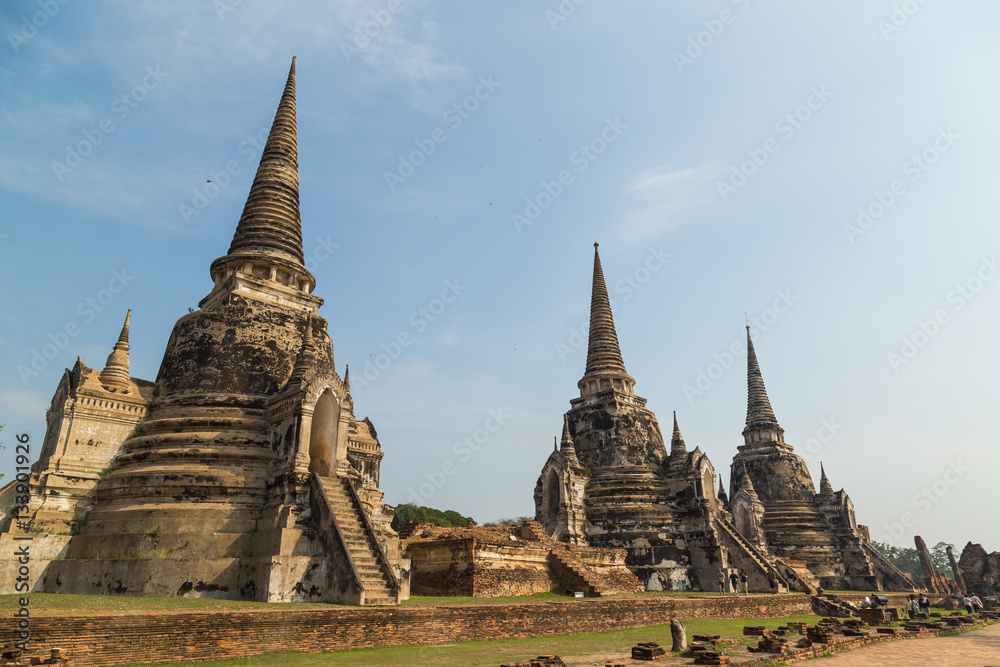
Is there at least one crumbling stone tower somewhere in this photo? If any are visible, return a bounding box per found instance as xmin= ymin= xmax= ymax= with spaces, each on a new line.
xmin=0 ymin=59 xmax=407 ymax=605
xmin=535 ymin=244 xmax=727 ymax=591
xmin=728 ymin=328 xmax=911 ymax=591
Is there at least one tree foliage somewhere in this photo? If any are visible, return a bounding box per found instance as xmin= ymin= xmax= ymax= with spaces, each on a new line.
xmin=390 ymin=503 xmax=472 ymax=532
xmin=871 ymin=540 xmax=955 ymax=579
xmin=482 ymin=516 xmax=534 ymax=527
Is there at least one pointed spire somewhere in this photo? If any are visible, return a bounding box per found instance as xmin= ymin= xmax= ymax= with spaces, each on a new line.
xmin=287 ymin=313 xmax=316 ymax=384
xmin=819 ymin=462 xmax=833 ymax=496
xmin=559 ymin=415 xmax=579 ymax=463
xmin=742 ymin=326 xmax=786 ymax=447
xmin=738 ymin=461 xmax=759 ymax=498
xmin=717 ymin=473 xmax=729 ymax=503
xmin=670 ymin=411 xmax=687 ymax=457
xmin=578 ymin=243 xmax=635 ymax=396
xmin=99 ymin=310 xmax=132 ymax=390
xmin=343 ymin=363 xmax=351 ymax=395
xmin=210 ymin=57 xmax=315 ymax=292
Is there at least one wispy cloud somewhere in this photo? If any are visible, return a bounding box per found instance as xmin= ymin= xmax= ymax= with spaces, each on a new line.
xmin=613 ymin=161 xmax=722 ymax=241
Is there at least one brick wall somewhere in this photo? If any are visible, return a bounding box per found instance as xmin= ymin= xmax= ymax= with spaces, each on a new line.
xmin=3 ymin=595 xmax=816 ymax=666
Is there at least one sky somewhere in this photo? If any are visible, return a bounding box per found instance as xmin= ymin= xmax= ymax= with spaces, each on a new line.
xmin=1 ymin=1 xmax=998 ymax=552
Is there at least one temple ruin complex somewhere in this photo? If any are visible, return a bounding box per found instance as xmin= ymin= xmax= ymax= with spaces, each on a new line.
xmin=534 ymin=245 xmax=913 ymax=592
xmin=0 ymin=59 xmax=408 ymax=605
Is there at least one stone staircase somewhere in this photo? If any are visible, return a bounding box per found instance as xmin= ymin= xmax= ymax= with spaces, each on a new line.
xmin=548 ymin=550 xmax=605 ymax=597
xmin=714 ymin=517 xmax=789 ymax=593
xmin=312 ymin=475 xmax=399 ymax=606
xmin=861 ymin=540 xmax=916 ymax=590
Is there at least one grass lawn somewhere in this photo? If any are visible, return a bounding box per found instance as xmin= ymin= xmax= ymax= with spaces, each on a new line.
xmin=121 ymin=614 xmax=825 ymax=667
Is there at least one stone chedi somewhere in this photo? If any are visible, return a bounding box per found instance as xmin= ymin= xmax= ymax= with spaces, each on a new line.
xmin=534 ymin=246 xmax=914 ymax=593
xmin=536 ymin=244 xmax=734 ymax=591
xmin=727 ymin=328 xmax=912 ymax=591
xmin=0 ymin=59 xmax=407 ymax=605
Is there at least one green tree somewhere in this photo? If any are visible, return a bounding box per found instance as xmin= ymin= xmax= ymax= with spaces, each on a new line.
xmin=482 ymin=516 xmax=534 ymax=527
xmin=931 ymin=541 xmax=956 ymax=578
xmin=871 ymin=541 xmax=922 ymax=578
xmin=390 ymin=503 xmax=473 ymax=532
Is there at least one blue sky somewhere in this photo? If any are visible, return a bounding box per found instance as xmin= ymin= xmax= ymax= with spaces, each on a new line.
xmin=2 ymin=1 xmax=999 ymax=551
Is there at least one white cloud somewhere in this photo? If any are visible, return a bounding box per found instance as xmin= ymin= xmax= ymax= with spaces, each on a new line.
xmin=613 ymin=161 xmax=723 ymax=241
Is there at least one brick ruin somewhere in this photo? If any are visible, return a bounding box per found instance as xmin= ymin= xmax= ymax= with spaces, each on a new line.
xmin=959 ymin=541 xmax=1000 ymax=599
xmin=0 ymin=59 xmax=407 ymax=605
xmin=914 ymin=535 xmax=955 ymax=595
xmin=534 ymin=245 xmax=914 ymax=593
xmin=402 ymin=521 xmax=642 ymax=597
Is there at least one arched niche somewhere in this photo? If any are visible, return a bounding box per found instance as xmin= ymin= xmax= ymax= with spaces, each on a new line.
xmin=542 ymin=468 xmax=561 ymax=526
xmin=309 ymin=389 xmax=340 ymax=476
xmin=735 ymin=502 xmax=756 ymax=542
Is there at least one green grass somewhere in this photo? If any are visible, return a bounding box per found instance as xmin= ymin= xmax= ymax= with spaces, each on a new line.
xmin=120 ymin=614 xmax=824 ymax=667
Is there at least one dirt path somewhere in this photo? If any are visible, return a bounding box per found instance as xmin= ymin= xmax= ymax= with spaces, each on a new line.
xmin=574 ymin=623 xmax=1000 ymax=667
xmin=807 ymin=622 xmax=1000 ymax=667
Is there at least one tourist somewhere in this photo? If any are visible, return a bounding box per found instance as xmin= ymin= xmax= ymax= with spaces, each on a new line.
xmin=729 ymin=570 xmax=740 ymax=596
xmin=870 ymin=593 xmax=881 ymax=609
xmin=919 ymin=594 xmax=930 ymax=615
xmin=963 ymin=595 xmax=974 ymax=614
xmin=908 ymin=595 xmax=919 ymax=618
xmin=971 ymin=594 xmax=983 ymax=613
xmin=740 ymin=569 xmax=749 ymax=597
xmin=861 ymin=595 xmax=871 ymax=609
xmin=717 ymin=568 xmax=727 ymax=596
xmin=766 ymin=567 xmax=778 ymax=595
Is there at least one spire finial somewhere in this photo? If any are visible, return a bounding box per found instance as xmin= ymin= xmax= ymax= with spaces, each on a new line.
xmin=579 ymin=243 xmax=635 ymax=396
xmin=287 ymin=313 xmax=316 ymax=384
xmin=343 ymin=363 xmax=351 ymax=394
xmin=210 ymin=57 xmax=313 ymax=290
xmin=743 ymin=326 xmax=784 ymax=446
xmin=559 ymin=414 xmax=579 ymax=462
xmin=670 ymin=410 xmax=687 ymax=456
xmin=99 ymin=309 xmax=132 ymax=391
xmin=717 ymin=473 xmax=729 ymax=503
xmin=819 ymin=462 xmax=833 ymax=495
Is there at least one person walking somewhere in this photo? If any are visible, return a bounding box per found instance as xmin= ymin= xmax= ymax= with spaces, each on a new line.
xmin=717 ymin=568 xmax=727 ymax=596
xmin=729 ymin=570 xmax=740 ymax=597
xmin=740 ymin=569 xmax=749 ymax=597
xmin=971 ymin=594 xmax=983 ymax=613
xmin=962 ymin=595 xmax=974 ymax=614
xmin=918 ymin=594 xmax=930 ymax=615
xmin=766 ymin=567 xmax=778 ymax=595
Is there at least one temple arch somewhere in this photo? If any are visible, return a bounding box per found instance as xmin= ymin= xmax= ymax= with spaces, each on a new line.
xmin=309 ymin=389 xmax=340 ymax=476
